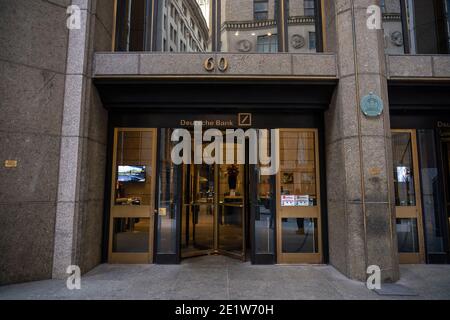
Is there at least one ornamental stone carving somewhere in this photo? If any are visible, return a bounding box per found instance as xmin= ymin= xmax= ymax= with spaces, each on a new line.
xmin=291 ymin=34 xmax=305 ymax=49
xmin=390 ymin=31 xmax=403 ymax=46
xmin=236 ymin=39 xmax=252 ymax=52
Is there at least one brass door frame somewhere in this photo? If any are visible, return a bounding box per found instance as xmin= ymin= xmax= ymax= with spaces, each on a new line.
xmin=276 ymin=128 xmax=322 ymax=264
xmin=108 ymin=128 xmax=157 ymax=263
xmin=392 ymin=129 xmax=426 ymax=264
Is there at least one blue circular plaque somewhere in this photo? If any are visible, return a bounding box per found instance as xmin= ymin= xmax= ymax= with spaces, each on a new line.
xmin=361 ymin=92 xmax=384 ymax=117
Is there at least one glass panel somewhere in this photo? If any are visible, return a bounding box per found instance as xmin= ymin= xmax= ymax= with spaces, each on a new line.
xmin=392 ymin=132 xmax=416 ymax=206
xmin=115 ymin=0 xmax=147 ymax=51
xmin=407 ymin=0 xmax=449 ymax=53
xmin=446 ymin=0 xmax=450 ymax=50
xmin=113 ymin=217 xmax=150 ymax=252
xmin=287 ymin=0 xmax=317 ymax=52
xmin=253 ymin=167 xmax=275 ymax=254
xmin=383 ymin=0 xmax=405 ymax=54
xmin=385 ymin=0 xmax=450 ymax=54
xmin=220 ymin=0 xmax=279 ymax=52
xmin=282 ymin=218 xmax=318 ymax=253
xmin=252 ymin=129 xmax=275 ymax=255
xmin=181 ymin=164 xmax=215 ymax=255
xmin=115 ymin=130 xmax=154 ymax=206
xmin=156 ymin=129 xmax=180 ymax=254
xmin=218 ymin=140 xmax=245 ymax=253
xmin=396 ymin=218 xmax=419 ymax=252
xmin=279 ymin=130 xmax=317 ymax=207
xmin=154 ymin=0 xmax=213 ymax=52
xmin=418 ymin=130 xmax=446 ymax=253
xmin=442 ymin=130 xmax=450 ymax=249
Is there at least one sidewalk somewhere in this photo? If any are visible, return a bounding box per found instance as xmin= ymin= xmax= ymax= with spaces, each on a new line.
xmin=1 ymin=256 xmax=449 ymax=300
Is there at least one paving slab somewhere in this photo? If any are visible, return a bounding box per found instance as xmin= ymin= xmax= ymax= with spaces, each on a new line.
xmin=0 ymin=257 xmax=449 ymax=300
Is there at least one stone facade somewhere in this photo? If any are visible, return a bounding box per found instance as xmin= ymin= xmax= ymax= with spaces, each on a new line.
xmin=1 ymin=0 xmax=450 ymax=285
xmin=0 ymin=0 xmax=69 ymax=284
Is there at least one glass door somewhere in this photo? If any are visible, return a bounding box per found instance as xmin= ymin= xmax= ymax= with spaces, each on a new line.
xmin=180 ymin=138 xmax=247 ymax=260
xmin=392 ymin=129 xmax=425 ymax=263
xmin=217 ymin=162 xmax=246 ymax=260
xmin=276 ymin=129 xmax=322 ymax=264
xmin=249 ymin=136 xmax=276 ymax=264
xmin=108 ymin=128 xmax=157 ymax=263
xmin=181 ymin=163 xmax=216 ymax=258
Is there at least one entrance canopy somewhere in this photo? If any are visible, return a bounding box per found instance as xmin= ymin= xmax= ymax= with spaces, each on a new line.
xmin=94 ymin=79 xmax=337 ymax=111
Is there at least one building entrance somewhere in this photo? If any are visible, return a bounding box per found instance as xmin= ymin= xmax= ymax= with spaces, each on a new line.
xmin=180 ymin=135 xmax=248 ymax=261
xmin=181 ymin=162 xmax=247 ymax=260
xmin=105 ymin=112 xmax=327 ymax=265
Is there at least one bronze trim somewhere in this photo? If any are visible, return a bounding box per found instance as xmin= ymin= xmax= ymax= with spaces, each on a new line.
xmin=93 ymin=75 xmax=338 ymax=80
xmin=111 ymin=0 xmax=118 ymax=51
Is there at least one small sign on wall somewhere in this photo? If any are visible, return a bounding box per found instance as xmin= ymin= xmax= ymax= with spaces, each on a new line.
xmin=4 ymin=160 xmax=18 ymax=168
xmin=281 ymin=195 xmax=311 ymax=207
xmin=361 ymin=92 xmax=384 ymax=117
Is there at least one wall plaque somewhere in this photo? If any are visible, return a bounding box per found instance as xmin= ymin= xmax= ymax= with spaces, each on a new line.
xmin=4 ymin=160 xmax=18 ymax=168
xmin=361 ymin=92 xmax=384 ymax=117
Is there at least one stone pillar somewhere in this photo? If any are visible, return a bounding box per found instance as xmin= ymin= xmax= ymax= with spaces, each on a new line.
xmin=324 ymin=0 xmax=400 ymax=282
xmin=52 ymin=0 xmax=111 ymax=278
xmin=52 ymin=0 xmax=92 ymax=278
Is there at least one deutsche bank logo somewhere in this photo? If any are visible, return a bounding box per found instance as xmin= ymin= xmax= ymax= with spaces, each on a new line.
xmin=238 ymin=113 xmax=252 ymax=127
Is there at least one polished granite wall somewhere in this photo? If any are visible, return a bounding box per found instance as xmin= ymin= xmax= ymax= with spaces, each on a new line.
xmin=0 ymin=0 xmax=112 ymax=284
xmin=0 ymin=0 xmax=70 ymax=285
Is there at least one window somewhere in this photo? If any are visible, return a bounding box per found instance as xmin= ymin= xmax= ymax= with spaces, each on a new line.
xmin=254 ymin=0 xmax=269 ymax=20
xmin=304 ymin=0 xmax=315 ymax=16
xmin=384 ymin=0 xmax=450 ymax=54
xmin=380 ymin=0 xmax=386 ymax=13
xmin=115 ymin=0 xmax=146 ymax=51
xmin=115 ymin=0 xmax=322 ymax=53
xmin=257 ymin=34 xmax=278 ymax=52
xmin=287 ymin=0 xmax=318 ymax=52
xmin=309 ymin=31 xmax=316 ymax=50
